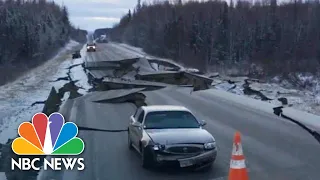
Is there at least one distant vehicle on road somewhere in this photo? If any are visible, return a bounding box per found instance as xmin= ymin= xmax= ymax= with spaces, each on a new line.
xmin=72 ymin=50 xmax=81 ymax=59
xmin=87 ymin=43 xmax=96 ymax=52
xmin=128 ymin=105 xmax=217 ymax=170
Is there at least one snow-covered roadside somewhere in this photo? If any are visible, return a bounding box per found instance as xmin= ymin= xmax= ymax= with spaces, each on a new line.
xmin=252 ymin=81 xmax=320 ymax=115
xmin=210 ymin=76 xmax=320 ymax=116
xmin=0 ymin=172 xmax=7 ymax=180
xmin=0 ymin=40 xmax=91 ymax=144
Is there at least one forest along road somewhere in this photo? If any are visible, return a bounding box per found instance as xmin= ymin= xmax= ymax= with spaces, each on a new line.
xmin=65 ymin=42 xmax=320 ymax=180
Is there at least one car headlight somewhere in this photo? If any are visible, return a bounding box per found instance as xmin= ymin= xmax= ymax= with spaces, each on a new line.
xmin=204 ymin=142 xmax=216 ymax=150
xmin=152 ymin=144 xmax=165 ymax=151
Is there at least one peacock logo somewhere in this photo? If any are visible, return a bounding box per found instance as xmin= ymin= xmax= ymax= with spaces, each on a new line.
xmin=12 ymin=112 xmax=85 ymax=155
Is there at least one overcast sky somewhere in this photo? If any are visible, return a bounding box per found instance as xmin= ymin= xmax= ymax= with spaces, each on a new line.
xmin=53 ymin=0 xmax=137 ymax=32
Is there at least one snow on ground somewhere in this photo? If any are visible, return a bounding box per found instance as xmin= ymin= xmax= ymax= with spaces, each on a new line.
xmin=202 ymin=88 xmax=276 ymax=115
xmin=282 ymin=107 xmax=320 ymax=130
xmin=247 ymin=81 xmax=320 ymax=115
xmin=0 ymin=172 xmax=7 ymax=180
xmin=150 ymin=62 xmax=159 ymax=71
xmin=211 ymin=75 xmax=320 ymax=116
xmin=214 ymin=82 xmax=244 ymax=96
xmin=0 ymin=40 xmax=90 ymax=144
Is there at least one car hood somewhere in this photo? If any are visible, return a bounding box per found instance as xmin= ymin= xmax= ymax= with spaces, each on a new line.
xmin=145 ymin=128 xmax=215 ymax=145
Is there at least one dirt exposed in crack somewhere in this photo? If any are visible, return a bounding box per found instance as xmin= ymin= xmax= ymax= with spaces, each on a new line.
xmin=243 ymin=79 xmax=273 ymax=101
xmin=49 ymin=76 xmax=70 ymax=82
xmin=277 ymin=97 xmax=288 ymax=105
xmin=31 ymin=101 xmax=46 ymax=106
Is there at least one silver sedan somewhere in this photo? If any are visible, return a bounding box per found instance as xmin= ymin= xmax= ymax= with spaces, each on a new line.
xmin=128 ymin=105 xmax=217 ymax=170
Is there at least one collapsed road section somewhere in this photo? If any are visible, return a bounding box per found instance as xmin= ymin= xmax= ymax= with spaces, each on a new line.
xmin=82 ymin=55 xmax=320 ymax=146
xmin=86 ymin=57 xmax=213 ymax=92
xmin=83 ymin=55 xmax=320 ymax=143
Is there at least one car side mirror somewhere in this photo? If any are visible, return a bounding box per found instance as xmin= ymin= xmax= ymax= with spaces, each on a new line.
xmin=200 ymin=120 xmax=207 ymax=126
xmin=132 ymin=121 xmax=141 ymax=127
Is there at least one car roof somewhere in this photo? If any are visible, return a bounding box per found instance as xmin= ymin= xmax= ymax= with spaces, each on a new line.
xmin=141 ymin=105 xmax=191 ymax=113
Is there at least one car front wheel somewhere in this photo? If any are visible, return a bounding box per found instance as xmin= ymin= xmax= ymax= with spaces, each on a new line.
xmin=141 ymin=147 xmax=154 ymax=169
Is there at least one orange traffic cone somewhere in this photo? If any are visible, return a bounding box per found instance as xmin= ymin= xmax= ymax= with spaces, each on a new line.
xmin=228 ymin=131 xmax=249 ymax=180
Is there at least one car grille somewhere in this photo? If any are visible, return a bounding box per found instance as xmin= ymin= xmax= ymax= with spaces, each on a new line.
xmin=166 ymin=146 xmax=202 ymax=154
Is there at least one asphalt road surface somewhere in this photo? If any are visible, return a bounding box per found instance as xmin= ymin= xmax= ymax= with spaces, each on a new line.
xmin=54 ymin=43 xmax=320 ymax=180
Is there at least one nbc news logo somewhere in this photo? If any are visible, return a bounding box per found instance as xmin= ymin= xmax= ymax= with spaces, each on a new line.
xmin=11 ymin=113 xmax=85 ymax=171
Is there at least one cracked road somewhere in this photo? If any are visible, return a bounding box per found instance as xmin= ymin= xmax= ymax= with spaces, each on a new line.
xmin=51 ymin=43 xmax=320 ymax=180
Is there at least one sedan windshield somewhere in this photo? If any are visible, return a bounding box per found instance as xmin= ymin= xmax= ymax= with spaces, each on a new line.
xmin=144 ymin=111 xmax=200 ymax=129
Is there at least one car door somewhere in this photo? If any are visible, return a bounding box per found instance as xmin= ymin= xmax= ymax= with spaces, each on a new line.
xmin=129 ymin=108 xmax=140 ymax=143
xmin=131 ymin=109 xmax=145 ymax=148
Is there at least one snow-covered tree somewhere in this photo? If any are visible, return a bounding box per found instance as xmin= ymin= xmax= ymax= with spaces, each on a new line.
xmin=0 ymin=0 xmax=87 ymax=85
